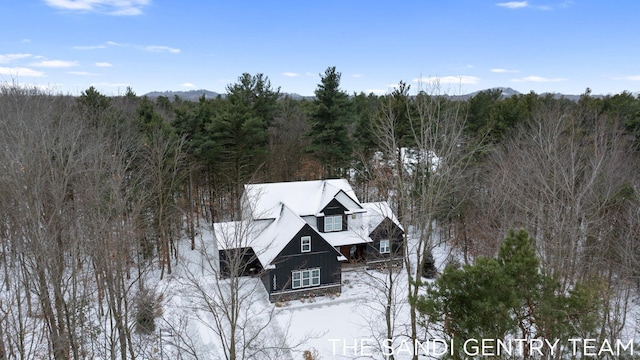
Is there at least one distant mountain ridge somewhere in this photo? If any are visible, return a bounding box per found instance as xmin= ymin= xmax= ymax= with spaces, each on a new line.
xmin=143 ymin=87 xmax=615 ymax=102
xmin=144 ymin=89 xmax=223 ymax=101
xmin=143 ymin=89 xmax=310 ymax=101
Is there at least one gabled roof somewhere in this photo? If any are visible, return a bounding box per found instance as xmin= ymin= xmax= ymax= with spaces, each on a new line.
xmin=215 ymin=203 xmax=342 ymax=269
xmin=215 ymin=180 xmax=403 ymax=270
xmin=361 ymin=202 xmax=404 ymax=235
xmin=243 ymin=179 xmax=363 ymax=220
xmin=251 ymin=203 xmax=309 ymax=269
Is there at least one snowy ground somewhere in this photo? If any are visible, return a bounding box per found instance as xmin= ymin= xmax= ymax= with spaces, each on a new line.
xmin=151 ymin=225 xmax=456 ymax=360
xmin=153 ymin=227 xmax=640 ymax=360
xmin=275 ymin=268 xmax=409 ymax=360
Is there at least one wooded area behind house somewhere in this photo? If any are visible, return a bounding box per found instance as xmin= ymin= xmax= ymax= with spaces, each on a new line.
xmin=1 ymin=67 xmax=640 ymax=359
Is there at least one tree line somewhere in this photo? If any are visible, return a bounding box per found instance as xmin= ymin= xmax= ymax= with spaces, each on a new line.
xmin=0 ymin=66 xmax=639 ymax=359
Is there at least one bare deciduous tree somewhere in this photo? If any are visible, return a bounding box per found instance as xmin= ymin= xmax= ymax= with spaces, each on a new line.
xmin=181 ymin=203 xmax=298 ymax=360
xmin=481 ymin=97 xmax=640 ymax=343
xmin=371 ymin=81 xmax=480 ymax=360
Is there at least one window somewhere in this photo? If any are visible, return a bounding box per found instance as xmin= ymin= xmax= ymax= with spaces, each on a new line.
xmin=301 ymin=236 xmax=311 ymax=253
xmin=292 ymin=268 xmax=321 ymax=289
xmin=324 ymin=215 xmax=343 ymax=232
xmin=380 ymin=240 xmax=390 ymax=254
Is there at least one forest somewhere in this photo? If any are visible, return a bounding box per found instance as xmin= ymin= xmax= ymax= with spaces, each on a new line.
xmin=1 ymin=66 xmax=640 ymax=359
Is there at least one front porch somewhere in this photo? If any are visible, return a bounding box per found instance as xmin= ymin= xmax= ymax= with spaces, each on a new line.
xmin=338 ymin=244 xmax=367 ymax=263
xmin=338 ymin=243 xmax=404 ymax=271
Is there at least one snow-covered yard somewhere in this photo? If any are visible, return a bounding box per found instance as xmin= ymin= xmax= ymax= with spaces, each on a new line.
xmin=142 ymin=226 xmax=640 ymax=360
xmin=149 ymin=225 xmax=458 ymax=360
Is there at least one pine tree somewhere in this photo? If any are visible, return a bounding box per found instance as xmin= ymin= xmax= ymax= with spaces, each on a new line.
xmin=418 ymin=229 xmax=603 ymax=359
xmin=307 ymin=66 xmax=353 ymax=178
xmin=207 ymin=73 xmax=280 ymax=213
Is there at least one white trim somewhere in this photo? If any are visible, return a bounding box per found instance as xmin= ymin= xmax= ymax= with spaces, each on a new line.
xmin=301 ymin=236 xmax=311 ymax=253
xmin=380 ymin=239 xmax=390 ymax=254
xmin=344 ymin=209 xmax=367 ymax=215
xmin=292 ymin=268 xmax=321 ymax=289
xmin=324 ymin=215 xmax=343 ymax=232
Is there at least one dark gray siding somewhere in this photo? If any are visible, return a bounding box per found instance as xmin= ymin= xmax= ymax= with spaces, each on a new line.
xmin=366 ymin=218 xmax=404 ymax=261
xmin=269 ymin=224 xmax=342 ymax=292
xmin=218 ymin=247 xmax=263 ymax=278
xmin=317 ymin=198 xmax=348 ymax=232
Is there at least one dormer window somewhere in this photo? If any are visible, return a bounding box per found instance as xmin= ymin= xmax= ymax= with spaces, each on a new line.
xmin=301 ymin=236 xmax=311 ymax=252
xmin=324 ymin=215 xmax=343 ymax=232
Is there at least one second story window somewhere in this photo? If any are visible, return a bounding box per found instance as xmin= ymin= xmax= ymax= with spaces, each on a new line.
xmin=301 ymin=236 xmax=311 ymax=252
xmin=324 ymin=215 xmax=343 ymax=232
xmin=380 ymin=239 xmax=390 ymax=254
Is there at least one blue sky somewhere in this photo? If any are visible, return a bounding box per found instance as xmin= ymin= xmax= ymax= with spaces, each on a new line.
xmin=1 ymin=0 xmax=639 ymax=96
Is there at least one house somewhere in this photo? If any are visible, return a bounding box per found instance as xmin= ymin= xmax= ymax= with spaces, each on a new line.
xmin=213 ymin=179 xmax=404 ymax=302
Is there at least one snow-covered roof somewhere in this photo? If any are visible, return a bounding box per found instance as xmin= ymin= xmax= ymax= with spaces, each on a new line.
xmin=215 ymin=181 xmax=402 ymax=270
xmin=361 ymin=201 xmax=404 ymax=235
xmin=251 ymin=203 xmax=308 ymax=269
xmin=321 ymin=230 xmax=372 ymax=247
xmin=215 ymin=203 xmax=323 ymax=269
xmin=213 ymin=219 xmax=273 ymax=251
xmin=243 ymin=179 xmax=363 ymax=220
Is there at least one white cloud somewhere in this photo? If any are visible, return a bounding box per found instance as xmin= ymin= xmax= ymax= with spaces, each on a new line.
xmin=68 ymin=71 xmax=97 ymax=76
xmin=44 ymin=0 xmax=150 ymax=16
xmin=352 ymin=73 xmax=364 ymax=78
xmin=491 ymin=68 xmax=519 ymax=73
xmin=413 ymin=75 xmax=481 ymax=85
xmin=613 ymin=75 xmax=640 ymax=81
xmin=31 ymin=60 xmax=79 ymax=68
xmin=45 ymin=0 xmax=92 ymax=10
xmin=145 ymin=45 xmax=180 ymax=54
xmin=365 ymin=89 xmax=387 ymax=95
xmin=0 ymin=53 xmax=32 ymax=64
xmin=283 ymin=72 xmax=300 ymax=77
xmin=181 ymin=82 xmax=195 ymax=88
xmin=110 ymin=7 xmax=144 ymax=15
xmin=511 ymin=75 xmax=567 ymax=82
xmin=497 ymin=1 xmax=528 ymax=9
xmin=0 ymin=67 xmax=46 ymax=77
xmin=95 ymin=62 xmax=113 ymax=67
xmin=78 ymin=41 xmax=179 ymax=54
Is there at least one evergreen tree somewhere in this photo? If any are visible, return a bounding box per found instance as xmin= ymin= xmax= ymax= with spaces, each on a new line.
xmin=352 ymin=91 xmax=380 ymax=197
xmin=418 ymin=257 xmax=517 ymax=358
xmin=465 ymin=88 xmax=502 ymax=137
xmin=352 ymin=91 xmax=379 ymax=158
xmin=389 ymin=80 xmax=413 ymax=148
xmin=307 ymin=66 xmax=353 ymax=178
xmin=78 ymin=85 xmax=110 ymax=113
xmin=418 ymin=229 xmax=603 ymax=359
xmin=603 ymin=91 xmax=640 ymax=149
xmin=207 ymin=73 xmax=280 ymax=212
xmin=77 ymin=86 xmax=112 ymax=124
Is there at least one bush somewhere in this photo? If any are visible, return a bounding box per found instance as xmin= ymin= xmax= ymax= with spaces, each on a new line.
xmin=135 ymin=287 xmax=160 ymax=335
xmin=422 ymin=250 xmax=438 ymax=278
xmin=303 ymin=348 xmax=321 ymax=360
